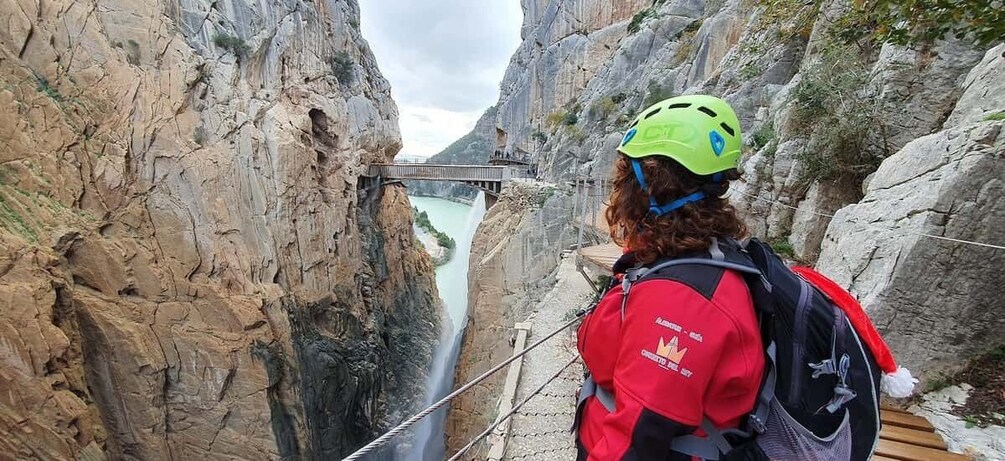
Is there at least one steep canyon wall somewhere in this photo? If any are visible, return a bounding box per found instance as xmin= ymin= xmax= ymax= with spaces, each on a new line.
xmin=0 ymin=0 xmax=439 ymax=459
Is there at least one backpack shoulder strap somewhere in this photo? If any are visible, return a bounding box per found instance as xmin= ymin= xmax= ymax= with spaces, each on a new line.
xmin=620 ymin=257 xmax=765 ymax=321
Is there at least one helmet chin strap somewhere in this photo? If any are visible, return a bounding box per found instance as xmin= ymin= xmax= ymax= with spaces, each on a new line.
xmin=630 ymin=159 xmax=716 ymax=217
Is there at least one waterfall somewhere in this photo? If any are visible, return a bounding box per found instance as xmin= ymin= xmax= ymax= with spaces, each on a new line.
xmin=404 ymin=193 xmax=487 ymax=460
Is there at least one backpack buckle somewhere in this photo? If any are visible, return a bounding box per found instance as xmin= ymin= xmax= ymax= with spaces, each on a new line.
xmin=749 ymin=414 xmax=766 ymax=433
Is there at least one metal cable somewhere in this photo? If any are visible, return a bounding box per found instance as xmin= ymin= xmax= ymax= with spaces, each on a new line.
xmin=731 ymin=189 xmax=1005 ymax=250
xmin=446 ymin=355 xmax=581 ymax=461
xmin=341 ymin=305 xmax=593 ymax=461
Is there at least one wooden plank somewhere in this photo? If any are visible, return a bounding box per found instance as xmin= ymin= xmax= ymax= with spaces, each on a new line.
xmin=872 ymin=456 xmax=902 ymax=461
xmin=578 ymin=243 xmax=621 ymax=274
xmin=875 ymin=439 xmax=970 ymax=461
xmin=880 ymin=424 xmax=948 ymax=450
xmin=881 ymin=404 xmax=914 ymax=414
xmin=881 ymin=410 xmax=935 ymax=432
xmin=487 ymin=323 xmax=533 ymax=461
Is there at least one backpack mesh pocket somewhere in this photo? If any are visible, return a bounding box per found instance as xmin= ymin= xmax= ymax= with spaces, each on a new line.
xmin=756 ymin=400 xmax=852 ymax=461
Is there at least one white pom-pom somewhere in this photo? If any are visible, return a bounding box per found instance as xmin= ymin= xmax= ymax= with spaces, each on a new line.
xmin=881 ymin=367 xmax=918 ymax=398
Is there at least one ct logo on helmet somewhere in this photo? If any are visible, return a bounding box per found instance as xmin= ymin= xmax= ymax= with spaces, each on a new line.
xmin=640 ymin=122 xmax=698 ymax=143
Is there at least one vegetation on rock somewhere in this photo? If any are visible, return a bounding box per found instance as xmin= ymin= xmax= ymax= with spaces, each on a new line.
xmin=642 ymin=80 xmax=674 ymax=109
xmin=331 ymin=51 xmax=355 ymax=84
xmin=836 ymin=0 xmax=1005 ymax=48
xmin=413 ymin=207 xmax=456 ymax=249
xmin=212 ymin=33 xmax=250 ymax=57
xmin=789 ymin=45 xmax=887 ymax=183
xmin=628 ymin=0 xmax=666 ymax=34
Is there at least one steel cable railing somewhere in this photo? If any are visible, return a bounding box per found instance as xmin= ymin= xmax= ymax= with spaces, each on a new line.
xmin=446 ymin=355 xmax=581 ymax=460
xmin=341 ymin=303 xmax=593 ymax=461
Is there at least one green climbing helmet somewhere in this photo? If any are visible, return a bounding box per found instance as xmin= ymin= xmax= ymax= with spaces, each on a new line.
xmin=617 ymin=94 xmax=743 ymax=176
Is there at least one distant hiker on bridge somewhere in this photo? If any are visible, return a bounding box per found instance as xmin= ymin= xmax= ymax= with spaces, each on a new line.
xmin=573 ymin=95 xmax=913 ymax=460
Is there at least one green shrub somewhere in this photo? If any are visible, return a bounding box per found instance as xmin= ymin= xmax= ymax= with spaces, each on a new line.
xmin=567 ymin=125 xmax=586 ymax=143
xmin=739 ymin=61 xmax=765 ymax=79
xmin=213 ymin=33 xmax=250 ymax=57
xmin=751 ymin=121 xmax=775 ymax=149
xmin=789 ymin=45 xmax=887 ymax=183
xmin=435 ymin=232 xmax=456 ymax=249
xmin=769 ymin=238 xmax=796 ymax=260
xmin=681 ymin=19 xmax=703 ymax=36
xmin=531 ymin=130 xmax=548 ymax=143
xmin=642 ymin=80 xmax=674 ymax=108
xmin=413 ymin=207 xmax=455 ymax=249
xmin=983 ymin=112 xmax=1005 ymax=122
xmin=35 ymin=76 xmax=63 ymax=103
xmin=628 ymin=8 xmax=656 ymax=34
xmin=0 ymin=193 xmax=37 ymax=243
xmin=331 ymin=51 xmax=354 ymax=84
xmin=562 ymin=111 xmax=579 ymax=125
xmin=834 ymin=0 xmax=1005 ymax=48
xmin=590 ymin=96 xmax=619 ymax=120
xmin=545 ymin=111 xmax=567 ymax=129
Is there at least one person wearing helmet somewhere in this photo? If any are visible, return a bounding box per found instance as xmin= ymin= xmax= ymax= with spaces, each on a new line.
xmin=575 ymin=95 xmax=765 ymax=460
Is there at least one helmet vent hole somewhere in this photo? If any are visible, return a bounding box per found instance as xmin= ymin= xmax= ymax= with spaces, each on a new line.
xmin=629 ymin=119 xmax=639 ymax=129
xmin=644 ymin=108 xmax=662 ymax=119
xmin=698 ymin=106 xmax=718 ymax=117
xmin=667 ymin=103 xmax=691 ymax=109
xmin=719 ymin=122 xmax=735 ymax=137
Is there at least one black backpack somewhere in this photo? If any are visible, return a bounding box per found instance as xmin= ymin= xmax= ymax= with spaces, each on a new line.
xmin=610 ymin=238 xmax=883 ymax=461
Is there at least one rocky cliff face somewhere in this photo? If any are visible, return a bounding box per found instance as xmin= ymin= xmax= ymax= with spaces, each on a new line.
xmin=444 ymin=181 xmax=574 ymax=455
xmin=450 ymin=0 xmax=1003 ymax=446
xmin=815 ymin=45 xmax=1005 ymax=375
xmin=0 ymin=0 xmax=439 ymax=459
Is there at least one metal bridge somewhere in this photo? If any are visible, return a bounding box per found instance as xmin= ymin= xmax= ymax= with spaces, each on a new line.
xmin=366 ymin=163 xmax=534 ymax=197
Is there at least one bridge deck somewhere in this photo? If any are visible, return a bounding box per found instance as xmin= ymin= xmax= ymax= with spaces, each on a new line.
xmin=577 ymin=243 xmax=970 ymax=461
xmin=367 ymin=163 xmax=513 ymax=182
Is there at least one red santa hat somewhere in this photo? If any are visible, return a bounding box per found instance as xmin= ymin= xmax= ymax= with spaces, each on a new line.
xmin=792 ymin=266 xmax=917 ymax=398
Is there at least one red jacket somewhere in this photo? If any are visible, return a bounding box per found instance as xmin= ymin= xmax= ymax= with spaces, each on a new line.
xmin=576 ymin=255 xmax=764 ymax=460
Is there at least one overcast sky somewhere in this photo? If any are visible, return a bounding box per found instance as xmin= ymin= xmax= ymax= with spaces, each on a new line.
xmin=359 ymin=0 xmax=523 ymax=159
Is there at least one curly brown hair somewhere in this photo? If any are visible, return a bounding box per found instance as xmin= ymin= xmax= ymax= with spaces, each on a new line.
xmin=605 ymin=154 xmax=747 ymax=265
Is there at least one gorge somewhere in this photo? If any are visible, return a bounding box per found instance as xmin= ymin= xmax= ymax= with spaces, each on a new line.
xmin=404 ymin=195 xmax=486 ymax=461
xmin=1 ymin=0 xmax=1003 ymax=459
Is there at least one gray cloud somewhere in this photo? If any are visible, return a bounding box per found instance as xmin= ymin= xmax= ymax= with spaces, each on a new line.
xmin=360 ymin=0 xmax=522 ymax=113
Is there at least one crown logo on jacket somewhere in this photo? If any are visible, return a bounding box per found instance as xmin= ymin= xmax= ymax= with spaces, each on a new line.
xmin=657 ymin=336 xmax=688 ymax=364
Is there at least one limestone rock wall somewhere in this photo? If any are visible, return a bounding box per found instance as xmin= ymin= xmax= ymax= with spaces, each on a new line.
xmin=816 ymin=46 xmax=1005 ymax=377
xmin=817 ymin=121 xmax=1004 ymax=376
xmin=444 ymin=181 xmax=575 ymax=455
xmin=0 ymin=0 xmax=439 ymax=459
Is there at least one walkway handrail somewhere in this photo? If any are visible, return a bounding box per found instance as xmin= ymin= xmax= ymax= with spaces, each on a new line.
xmin=730 ymin=189 xmax=1005 ymax=251
xmin=369 ymin=164 xmax=511 ymax=181
xmin=341 ymin=303 xmax=595 ymax=461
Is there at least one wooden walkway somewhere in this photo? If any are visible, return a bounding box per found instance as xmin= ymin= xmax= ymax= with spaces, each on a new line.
xmin=577 ymin=244 xmax=970 ymax=461
xmin=877 ymin=406 xmax=968 ymax=460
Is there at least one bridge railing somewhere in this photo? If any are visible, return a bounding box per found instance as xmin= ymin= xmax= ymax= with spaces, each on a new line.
xmin=368 ymin=164 xmax=534 ymax=182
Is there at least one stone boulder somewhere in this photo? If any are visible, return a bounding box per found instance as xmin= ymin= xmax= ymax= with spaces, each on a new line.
xmin=945 ymin=44 xmax=1005 ymax=128
xmin=816 ymin=121 xmax=1004 ymax=376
